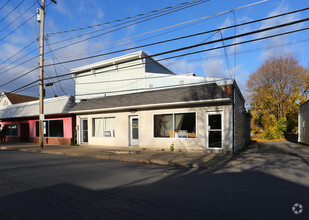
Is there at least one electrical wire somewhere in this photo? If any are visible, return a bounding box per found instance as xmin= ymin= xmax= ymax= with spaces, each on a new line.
xmin=5 ymin=32 xmax=309 ymax=97
xmin=2 ymin=7 xmax=308 ymax=92
xmin=47 ymin=0 xmax=207 ymax=36
xmin=43 ymin=17 xmax=309 ymax=71
xmin=0 ymin=14 xmax=36 ymax=42
xmin=0 ymin=0 xmax=25 ymax=24
xmin=42 ymin=0 xmax=282 ymax=58
xmin=47 ymin=0 xmax=208 ymax=51
xmin=2 ymin=15 xmax=308 ymax=88
xmin=42 ymin=23 xmax=309 ymax=85
xmin=0 ymin=1 xmax=36 ymax=34
xmin=219 ymin=30 xmax=233 ymax=78
xmin=45 ymin=38 xmax=68 ymax=95
xmin=0 ymin=38 xmax=37 ymax=66
xmin=0 ymin=0 xmax=11 ymax=11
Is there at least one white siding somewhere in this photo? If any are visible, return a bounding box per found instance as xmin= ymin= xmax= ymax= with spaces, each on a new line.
xmin=0 ymin=94 xmax=11 ymax=107
xmin=299 ymin=101 xmax=309 ymax=144
xmin=75 ymin=59 xmax=146 ymax=102
xmin=0 ymin=96 xmax=74 ymax=119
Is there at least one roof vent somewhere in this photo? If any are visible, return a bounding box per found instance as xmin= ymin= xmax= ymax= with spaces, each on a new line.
xmin=149 ymin=84 xmax=153 ymax=88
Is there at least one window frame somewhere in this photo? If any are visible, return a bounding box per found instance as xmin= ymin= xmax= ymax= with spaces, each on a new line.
xmin=35 ymin=119 xmax=64 ymax=137
xmin=153 ymin=111 xmax=197 ymax=139
xmin=91 ymin=116 xmax=116 ymax=138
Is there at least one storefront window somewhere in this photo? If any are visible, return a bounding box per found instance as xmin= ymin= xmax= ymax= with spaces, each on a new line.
xmin=4 ymin=124 xmax=18 ymax=136
xmin=154 ymin=113 xmax=196 ymax=138
xmin=35 ymin=120 xmax=64 ymax=137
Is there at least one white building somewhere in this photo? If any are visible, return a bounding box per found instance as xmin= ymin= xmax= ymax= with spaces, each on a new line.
xmin=70 ymin=51 xmax=249 ymax=152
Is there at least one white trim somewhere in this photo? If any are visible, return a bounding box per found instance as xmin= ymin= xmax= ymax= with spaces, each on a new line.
xmin=205 ymin=110 xmax=224 ymax=150
xmin=70 ymin=98 xmax=231 ymax=114
xmin=129 ymin=115 xmax=139 ymax=146
xmin=80 ymin=118 xmax=88 ymax=144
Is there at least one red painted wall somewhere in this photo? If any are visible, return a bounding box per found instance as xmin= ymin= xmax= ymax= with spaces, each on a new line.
xmin=1 ymin=116 xmax=73 ymax=138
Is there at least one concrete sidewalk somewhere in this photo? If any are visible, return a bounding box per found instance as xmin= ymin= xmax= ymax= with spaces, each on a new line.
xmin=0 ymin=142 xmax=233 ymax=170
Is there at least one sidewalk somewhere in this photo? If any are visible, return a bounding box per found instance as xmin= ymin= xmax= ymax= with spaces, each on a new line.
xmin=0 ymin=142 xmax=234 ymax=170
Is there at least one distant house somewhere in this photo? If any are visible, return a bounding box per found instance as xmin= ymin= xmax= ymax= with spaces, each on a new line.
xmin=0 ymin=92 xmax=39 ymax=130
xmin=299 ymin=100 xmax=309 ymax=145
xmin=70 ymin=51 xmax=250 ymax=152
xmin=0 ymin=96 xmax=75 ymax=145
xmin=0 ymin=92 xmax=38 ymax=107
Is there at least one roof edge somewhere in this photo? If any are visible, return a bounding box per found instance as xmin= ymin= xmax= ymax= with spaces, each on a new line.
xmin=69 ymin=98 xmax=232 ymax=114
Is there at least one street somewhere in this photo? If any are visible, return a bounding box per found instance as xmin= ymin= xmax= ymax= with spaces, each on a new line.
xmin=0 ymin=142 xmax=309 ymax=219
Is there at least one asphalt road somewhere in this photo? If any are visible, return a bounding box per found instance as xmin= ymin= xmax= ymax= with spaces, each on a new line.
xmin=0 ymin=142 xmax=309 ymax=219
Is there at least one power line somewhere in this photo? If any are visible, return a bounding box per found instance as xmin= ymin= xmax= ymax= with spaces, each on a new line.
xmin=0 ymin=53 xmax=39 ymax=75
xmin=0 ymin=14 xmax=36 ymax=42
xmin=44 ymin=17 xmax=309 ymax=71
xmin=45 ymin=38 xmax=68 ymax=95
xmin=44 ymin=0 xmax=288 ymax=58
xmin=2 ymin=12 xmax=308 ymax=90
xmin=0 ymin=67 xmax=39 ymax=87
xmin=0 ymin=1 xmax=36 ymax=34
xmin=0 ymin=0 xmax=25 ymax=24
xmin=5 ymin=30 xmax=309 ymax=97
xmin=43 ymin=22 xmax=309 ymax=82
xmin=0 ymin=39 xmax=37 ymax=66
xmin=0 ymin=0 xmax=11 ymax=11
xmin=47 ymin=0 xmax=208 ymax=52
xmin=46 ymin=0 xmax=207 ymax=36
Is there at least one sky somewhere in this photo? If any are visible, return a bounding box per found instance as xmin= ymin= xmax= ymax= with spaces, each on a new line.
xmin=0 ymin=0 xmax=308 ymax=101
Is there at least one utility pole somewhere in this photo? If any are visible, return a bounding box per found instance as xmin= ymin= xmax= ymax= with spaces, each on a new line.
xmin=38 ymin=0 xmax=57 ymax=148
xmin=38 ymin=0 xmax=46 ymax=148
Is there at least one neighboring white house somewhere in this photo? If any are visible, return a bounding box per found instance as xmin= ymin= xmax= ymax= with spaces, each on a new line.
xmin=70 ymin=51 xmax=249 ymax=152
xmin=298 ymin=100 xmax=309 ymax=144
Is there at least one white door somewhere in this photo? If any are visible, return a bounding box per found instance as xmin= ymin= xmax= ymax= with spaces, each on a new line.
xmin=129 ymin=116 xmax=139 ymax=146
xmin=206 ymin=111 xmax=223 ymax=149
xmin=80 ymin=118 xmax=88 ymax=144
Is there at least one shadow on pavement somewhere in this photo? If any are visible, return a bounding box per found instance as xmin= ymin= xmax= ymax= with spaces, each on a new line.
xmin=0 ymin=169 xmax=308 ymax=219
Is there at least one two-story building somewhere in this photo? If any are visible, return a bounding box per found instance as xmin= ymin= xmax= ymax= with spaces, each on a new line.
xmin=70 ymin=51 xmax=250 ymax=152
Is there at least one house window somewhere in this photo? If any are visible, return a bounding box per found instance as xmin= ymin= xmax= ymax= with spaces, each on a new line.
xmin=35 ymin=120 xmax=64 ymax=137
xmin=92 ymin=117 xmax=115 ymax=137
xmin=4 ymin=124 xmax=18 ymax=136
xmin=154 ymin=113 xmax=196 ymax=138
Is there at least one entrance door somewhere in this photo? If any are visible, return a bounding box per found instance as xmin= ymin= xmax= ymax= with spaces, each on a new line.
xmin=206 ymin=111 xmax=223 ymax=149
xmin=80 ymin=118 xmax=88 ymax=144
xmin=129 ymin=116 xmax=139 ymax=146
xmin=20 ymin=123 xmax=30 ymax=142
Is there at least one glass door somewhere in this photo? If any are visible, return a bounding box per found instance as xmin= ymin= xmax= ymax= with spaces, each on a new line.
xmin=81 ymin=118 xmax=88 ymax=144
xmin=206 ymin=112 xmax=223 ymax=149
xmin=129 ymin=116 xmax=139 ymax=146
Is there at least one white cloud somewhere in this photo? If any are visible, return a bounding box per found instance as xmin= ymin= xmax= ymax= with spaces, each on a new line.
xmin=202 ymin=58 xmax=225 ymax=77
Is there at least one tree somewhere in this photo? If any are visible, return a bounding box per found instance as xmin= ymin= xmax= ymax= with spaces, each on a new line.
xmin=246 ymin=54 xmax=308 ymax=139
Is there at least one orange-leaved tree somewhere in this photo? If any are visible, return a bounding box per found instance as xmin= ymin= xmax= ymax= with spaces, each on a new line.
xmin=246 ymin=54 xmax=308 ymax=139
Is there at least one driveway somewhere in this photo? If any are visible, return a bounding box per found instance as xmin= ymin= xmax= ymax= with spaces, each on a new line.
xmin=221 ymin=141 xmax=309 ymax=187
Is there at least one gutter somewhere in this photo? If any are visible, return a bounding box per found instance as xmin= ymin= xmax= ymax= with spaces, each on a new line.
xmin=69 ymin=98 xmax=232 ymax=114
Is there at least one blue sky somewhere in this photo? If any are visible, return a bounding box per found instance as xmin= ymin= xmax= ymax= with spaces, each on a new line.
xmin=0 ymin=0 xmax=308 ymax=100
